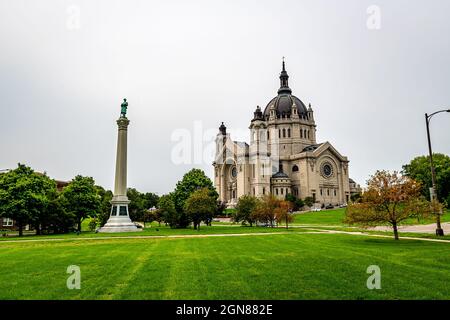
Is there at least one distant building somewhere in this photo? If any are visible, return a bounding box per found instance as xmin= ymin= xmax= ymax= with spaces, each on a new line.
xmin=349 ymin=178 xmax=362 ymax=196
xmin=213 ymin=61 xmax=358 ymax=207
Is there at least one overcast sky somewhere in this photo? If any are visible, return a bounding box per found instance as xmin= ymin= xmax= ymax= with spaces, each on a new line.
xmin=1 ymin=0 xmax=449 ymax=194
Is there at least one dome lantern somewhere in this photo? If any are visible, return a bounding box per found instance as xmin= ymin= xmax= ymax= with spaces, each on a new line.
xmin=278 ymin=57 xmax=292 ymax=95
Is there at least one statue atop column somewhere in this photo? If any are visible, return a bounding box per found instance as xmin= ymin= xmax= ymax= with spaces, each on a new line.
xmin=121 ymin=98 xmax=128 ymax=117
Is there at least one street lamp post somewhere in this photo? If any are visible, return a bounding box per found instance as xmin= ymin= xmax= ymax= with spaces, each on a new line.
xmin=425 ymin=109 xmax=450 ymax=236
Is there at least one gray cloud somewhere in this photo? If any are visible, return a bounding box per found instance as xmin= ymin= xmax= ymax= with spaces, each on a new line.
xmin=1 ymin=0 xmax=449 ymax=194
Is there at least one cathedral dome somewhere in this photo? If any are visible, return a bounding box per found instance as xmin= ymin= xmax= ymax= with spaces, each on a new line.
xmin=263 ymin=60 xmax=308 ymax=117
xmin=263 ymin=94 xmax=308 ymax=117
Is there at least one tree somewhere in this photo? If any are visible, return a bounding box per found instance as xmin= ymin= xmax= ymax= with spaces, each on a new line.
xmin=143 ymin=192 xmax=159 ymax=210
xmin=42 ymin=197 xmax=75 ymax=234
xmin=350 ymin=192 xmax=362 ymax=203
xmin=275 ymin=200 xmax=294 ymax=229
xmin=172 ymin=169 xmax=218 ymax=227
xmin=403 ymin=154 xmax=450 ymax=203
xmin=0 ymin=164 xmax=56 ymax=236
xmin=285 ymin=194 xmax=304 ymax=211
xmin=233 ymin=195 xmax=259 ymax=226
xmin=304 ymin=196 xmax=314 ymax=208
xmin=216 ymin=201 xmax=227 ymax=218
xmin=60 ymin=175 xmax=101 ymax=232
xmin=127 ymin=188 xmax=147 ymax=222
xmin=95 ymin=186 xmax=113 ymax=227
xmin=254 ymin=195 xmax=279 ymax=227
xmin=158 ymin=194 xmax=178 ymax=228
xmin=88 ymin=218 xmax=99 ymax=232
xmin=345 ymin=170 xmax=429 ymax=240
xmin=143 ymin=210 xmax=156 ymax=228
xmin=184 ymin=188 xmax=217 ymax=230
xmin=154 ymin=209 xmax=164 ymax=226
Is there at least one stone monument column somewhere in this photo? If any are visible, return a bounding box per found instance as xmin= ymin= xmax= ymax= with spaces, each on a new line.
xmin=99 ymin=99 xmax=139 ymax=233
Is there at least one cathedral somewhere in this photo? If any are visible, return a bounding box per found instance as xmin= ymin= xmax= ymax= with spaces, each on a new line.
xmin=213 ymin=61 xmax=355 ymax=208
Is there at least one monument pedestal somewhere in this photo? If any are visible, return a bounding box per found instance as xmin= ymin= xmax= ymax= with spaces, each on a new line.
xmin=98 ymin=198 xmax=139 ymax=233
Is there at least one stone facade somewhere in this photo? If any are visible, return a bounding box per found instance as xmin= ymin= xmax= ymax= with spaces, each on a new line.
xmin=213 ymin=61 xmax=354 ymax=207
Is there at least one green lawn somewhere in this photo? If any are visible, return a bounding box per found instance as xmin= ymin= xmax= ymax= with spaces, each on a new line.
xmin=1 ymin=232 xmax=449 ymax=299
xmin=293 ymin=209 xmax=346 ymax=225
xmin=293 ymin=208 xmax=450 ymax=226
xmin=2 ymin=208 xmax=450 ymax=300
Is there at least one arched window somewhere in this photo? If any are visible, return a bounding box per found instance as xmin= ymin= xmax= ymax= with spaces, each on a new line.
xmin=307 ymin=130 xmax=310 ymax=139
xmin=276 ymin=188 xmax=279 ymax=195
xmin=279 ymin=129 xmax=281 ymax=138
xmin=300 ymin=129 xmax=303 ymax=138
xmin=267 ymin=130 xmax=270 ymax=140
xmin=292 ymin=165 xmax=299 ymax=172
xmin=263 ymin=187 xmax=266 ymax=195
xmin=282 ymin=128 xmax=286 ymax=138
xmin=304 ymin=129 xmax=307 ymax=138
xmin=281 ymin=188 xmax=284 ymax=195
xmin=287 ymin=128 xmax=291 ymax=137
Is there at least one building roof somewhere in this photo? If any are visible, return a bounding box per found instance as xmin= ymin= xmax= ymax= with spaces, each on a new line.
xmin=272 ymin=171 xmax=289 ymax=178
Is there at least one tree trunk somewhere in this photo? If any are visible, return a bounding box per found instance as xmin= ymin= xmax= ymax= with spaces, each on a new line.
xmin=77 ymin=219 xmax=82 ymax=233
xmin=286 ymin=218 xmax=288 ymax=229
xmin=392 ymin=221 xmax=399 ymax=240
xmin=18 ymin=221 xmax=23 ymax=237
